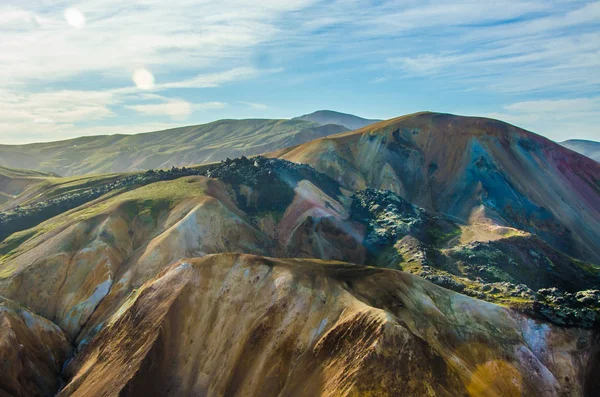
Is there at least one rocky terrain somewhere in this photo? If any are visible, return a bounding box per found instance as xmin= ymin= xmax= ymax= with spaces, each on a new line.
xmin=0 ymin=112 xmax=599 ymax=396
xmin=274 ymin=112 xmax=600 ymax=265
xmin=57 ymin=254 xmax=597 ymax=397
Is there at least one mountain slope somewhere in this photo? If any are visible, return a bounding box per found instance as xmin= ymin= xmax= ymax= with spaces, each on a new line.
xmin=1 ymin=114 xmax=599 ymax=396
xmin=0 ymin=166 xmax=54 ymax=206
xmin=0 ymin=119 xmax=347 ymax=176
xmin=294 ymin=110 xmax=381 ymax=130
xmin=0 ymin=296 xmax=71 ymax=397
xmin=273 ymin=112 xmax=600 ymax=264
xmin=561 ymin=139 xmax=600 ymax=162
xmin=58 ymin=254 xmax=595 ymax=397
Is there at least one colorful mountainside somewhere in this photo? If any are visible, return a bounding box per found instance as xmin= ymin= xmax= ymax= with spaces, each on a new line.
xmin=0 ymin=119 xmax=347 ymax=176
xmin=0 ymin=112 xmax=599 ymax=397
xmin=273 ymin=112 xmax=600 ymax=265
xmin=561 ymin=139 xmax=600 ymax=162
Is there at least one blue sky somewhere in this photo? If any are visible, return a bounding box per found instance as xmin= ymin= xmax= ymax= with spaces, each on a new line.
xmin=1 ymin=0 xmax=599 ymax=144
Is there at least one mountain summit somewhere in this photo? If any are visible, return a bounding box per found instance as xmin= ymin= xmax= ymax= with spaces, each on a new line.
xmin=275 ymin=111 xmax=600 ymax=264
xmin=293 ymin=110 xmax=382 ymax=130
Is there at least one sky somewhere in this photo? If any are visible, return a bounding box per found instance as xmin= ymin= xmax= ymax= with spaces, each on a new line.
xmin=1 ymin=0 xmax=599 ymax=144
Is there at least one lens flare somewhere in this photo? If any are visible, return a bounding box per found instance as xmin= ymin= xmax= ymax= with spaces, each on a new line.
xmin=132 ymin=68 xmax=155 ymax=90
xmin=64 ymin=8 xmax=86 ymax=29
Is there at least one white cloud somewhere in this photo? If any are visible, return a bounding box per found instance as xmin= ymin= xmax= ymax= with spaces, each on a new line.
xmin=371 ymin=77 xmax=389 ymax=84
xmin=0 ymin=1 xmax=307 ymax=87
xmin=483 ymin=98 xmax=600 ymax=141
xmin=195 ymin=102 xmax=228 ymax=110
xmin=127 ymin=98 xmax=227 ymax=120
xmin=239 ymin=101 xmax=268 ymax=110
xmin=0 ymin=89 xmax=116 ymax=125
xmin=504 ymin=98 xmax=600 ymax=114
xmin=0 ymin=1 xmax=599 ymax=143
xmin=159 ymin=67 xmax=278 ymax=89
xmin=127 ymin=99 xmax=192 ymax=119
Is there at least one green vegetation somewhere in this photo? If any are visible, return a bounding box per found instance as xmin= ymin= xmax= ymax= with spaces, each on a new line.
xmin=0 ymin=176 xmax=208 ymax=269
xmin=0 ymin=167 xmax=204 ymax=242
xmin=0 ymin=165 xmax=55 ymax=179
xmin=427 ymin=220 xmax=462 ymax=247
xmin=0 ymin=119 xmax=348 ymax=176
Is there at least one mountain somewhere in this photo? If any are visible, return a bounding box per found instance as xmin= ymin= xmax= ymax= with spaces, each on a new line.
xmin=273 ymin=112 xmax=600 ymax=265
xmin=561 ymin=139 xmax=600 ymax=162
xmin=0 ymin=113 xmax=599 ymax=396
xmin=0 ymin=119 xmax=348 ymax=176
xmin=294 ymin=110 xmax=381 ymax=130
xmin=0 ymin=166 xmax=55 ymax=206
xmin=57 ymin=254 xmax=594 ymax=397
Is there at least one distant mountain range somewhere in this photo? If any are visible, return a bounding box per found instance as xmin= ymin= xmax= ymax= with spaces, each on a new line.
xmin=293 ymin=110 xmax=381 ymax=130
xmin=0 ymin=110 xmax=384 ymax=177
xmin=561 ymin=139 xmax=600 ymax=162
xmin=0 ymin=118 xmax=348 ymax=176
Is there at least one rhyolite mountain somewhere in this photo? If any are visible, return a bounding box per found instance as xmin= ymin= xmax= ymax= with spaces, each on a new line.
xmin=273 ymin=112 xmax=600 ymax=265
xmin=0 ymin=119 xmax=348 ymax=177
xmin=293 ymin=109 xmax=382 ymax=130
xmin=561 ymin=139 xmax=600 ymax=162
xmin=0 ymin=112 xmax=599 ymax=396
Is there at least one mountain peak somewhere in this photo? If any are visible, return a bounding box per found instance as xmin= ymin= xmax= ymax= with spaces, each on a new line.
xmin=293 ymin=110 xmax=382 ymax=130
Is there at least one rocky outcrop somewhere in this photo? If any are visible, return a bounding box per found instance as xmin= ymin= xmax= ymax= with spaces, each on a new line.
xmin=204 ymin=156 xmax=341 ymax=213
xmin=0 ymin=172 xmax=362 ymax=347
xmin=0 ymin=297 xmax=71 ymax=397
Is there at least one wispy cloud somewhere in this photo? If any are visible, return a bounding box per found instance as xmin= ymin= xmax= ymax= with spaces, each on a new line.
xmin=239 ymin=101 xmax=269 ymax=110
xmin=127 ymin=99 xmax=227 ymax=120
xmin=0 ymin=1 xmax=598 ymax=143
xmin=484 ymin=97 xmax=600 ymax=141
xmin=127 ymin=99 xmax=193 ymax=120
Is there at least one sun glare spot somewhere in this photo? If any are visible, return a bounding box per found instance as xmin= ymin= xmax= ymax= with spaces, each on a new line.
xmin=132 ymin=68 xmax=155 ymax=90
xmin=64 ymin=8 xmax=86 ymax=29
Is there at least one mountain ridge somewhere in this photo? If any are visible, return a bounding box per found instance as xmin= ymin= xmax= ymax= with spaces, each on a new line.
xmin=293 ymin=109 xmax=382 ymax=130
xmin=272 ymin=111 xmax=600 ymax=264
xmin=0 ymin=119 xmax=348 ymax=176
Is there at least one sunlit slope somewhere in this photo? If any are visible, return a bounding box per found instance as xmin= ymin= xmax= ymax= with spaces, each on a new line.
xmin=58 ymin=253 xmax=594 ymax=397
xmin=0 ymin=119 xmax=347 ymax=176
xmin=0 ymin=156 xmax=599 ymax=396
xmin=294 ymin=109 xmax=381 ymax=130
xmin=0 ymin=296 xmax=71 ymax=397
xmin=274 ymin=112 xmax=600 ymax=264
xmin=0 ymin=167 xmax=54 ymax=209
xmin=0 ymin=166 xmax=54 ymax=206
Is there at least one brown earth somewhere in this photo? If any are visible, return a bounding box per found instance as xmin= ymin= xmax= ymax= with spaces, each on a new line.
xmin=59 ymin=254 xmax=595 ymax=397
